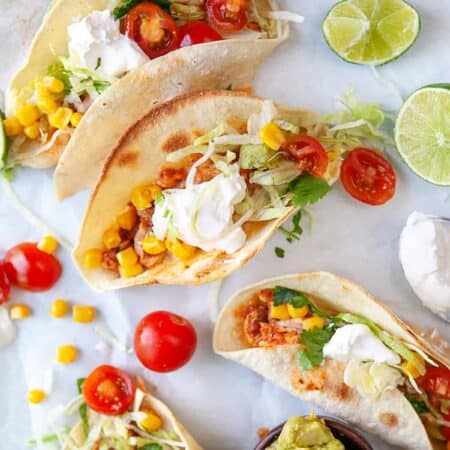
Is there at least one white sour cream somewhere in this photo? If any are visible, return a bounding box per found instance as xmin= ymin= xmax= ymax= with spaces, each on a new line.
xmin=153 ymin=165 xmax=247 ymax=254
xmin=68 ymin=10 xmax=148 ymax=81
xmin=399 ymin=211 xmax=450 ymax=321
xmin=323 ymin=324 xmax=400 ymax=365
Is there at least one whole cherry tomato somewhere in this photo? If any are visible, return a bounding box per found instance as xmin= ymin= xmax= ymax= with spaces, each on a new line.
xmin=0 ymin=263 xmax=11 ymax=305
xmin=179 ymin=20 xmax=223 ymax=47
xmin=206 ymin=0 xmax=249 ymax=32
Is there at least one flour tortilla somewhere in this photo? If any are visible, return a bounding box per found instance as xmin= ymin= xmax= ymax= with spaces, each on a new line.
xmin=72 ymin=90 xmax=319 ymax=291
xmin=4 ymin=0 xmax=288 ymax=192
xmin=213 ymin=272 xmax=450 ymax=450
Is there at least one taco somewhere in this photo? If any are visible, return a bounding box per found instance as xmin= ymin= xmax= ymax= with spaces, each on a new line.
xmin=3 ymin=0 xmax=291 ymax=189
xmin=72 ymin=89 xmax=355 ymax=291
xmin=213 ymin=272 xmax=450 ymax=450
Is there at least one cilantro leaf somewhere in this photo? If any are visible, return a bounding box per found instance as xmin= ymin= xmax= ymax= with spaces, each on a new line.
xmin=275 ymin=247 xmax=285 ymax=258
xmin=139 ymin=444 xmax=163 ymax=450
xmin=297 ymin=326 xmax=335 ymax=370
xmin=113 ymin=0 xmax=170 ymax=19
xmin=279 ymin=210 xmax=303 ymax=243
xmin=406 ymin=396 xmax=429 ymax=414
xmin=288 ymin=174 xmax=331 ymax=208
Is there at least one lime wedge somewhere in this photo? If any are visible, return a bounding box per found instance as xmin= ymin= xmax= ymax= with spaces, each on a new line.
xmin=0 ymin=114 xmax=7 ymax=171
xmin=395 ymin=85 xmax=450 ymax=186
xmin=322 ymin=0 xmax=420 ymax=65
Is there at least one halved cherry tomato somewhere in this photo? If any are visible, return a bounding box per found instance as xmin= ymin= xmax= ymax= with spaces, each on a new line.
xmin=206 ymin=0 xmax=249 ymax=32
xmin=281 ymin=135 xmax=329 ymax=178
xmin=340 ymin=147 xmax=396 ymax=206
xmin=4 ymin=243 xmax=62 ymax=292
xmin=134 ymin=311 xmax=197 ymax=373
xmin=125 ymin=3 xmax=180 ymax=59
xmin=83 ymin=365 xmax=136 ymax=416
xmin=179 ymin=21 xmax=223 ymax=48
xmin=419 ymin=367 xmax=450 ymax=400
xmin=0 ymin=263 xmax=11 ymax=305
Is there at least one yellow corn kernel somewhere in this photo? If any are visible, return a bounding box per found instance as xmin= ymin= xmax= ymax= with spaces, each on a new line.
xmin=10 ymin=304 xmax=31 ymax=320
xmin=141 ymin=412 xmax=163 ymax=432
xmin=103 ymin=227 xmax=121 ymax=249
xmin=37 ymin=235 xmax=58 ymax=254
xmin=57 ymin=345 xmax=78 ymax=364
xmin=119 ymin=262 xmax=144 ymax=278
xmin=72 ymin=305 xmax=96 ymax=324
xmin=116 ymin=247 xmax=138 ymax=267
xmin=35 ymin=81 xmax=50 ymax=97
xmin=37 ymin=95 xmax=58 ymax=115
xmin=142 ymin=236 xmax=166 ymax=255
xmin=131 ymin=184 xmax=161 ymax=210
xmin=270 ymin=303 xmax=290 ymax=320
xmin=287 ymin=303 xmax=309 ymax=319
xmin=166 ymin=239 xmax=196 ymax=262
xmin=42 ymin=76 xmax=65 ymax=94
xmin=259 ymin=122 xmax=286 ymax=150
xmin=23 ymin=122 xmax=41 ymax=140
xmin=51 ymin=299 xmax=69 ymax=318
xmin=27 ymin=389 xmax=46 ymax=404
xmin=48 ymin=107 xmax=73 ymax=129
xmin=3 ymin=117 xmax=23 ymax=136
xmin=17 ymin=104 xmax=41 ymax=127
xmin=70 ymin=112 xmax=83 ymax=128
xmin=83 ymin=248 xmax=103 ymax=269
xmin=401 ymin=354 xmax=425 ymax=379
xmin=303 ymin=316 xmax=325 ymax=331
xmin=117 ymin=205 xmax=137 ymax=231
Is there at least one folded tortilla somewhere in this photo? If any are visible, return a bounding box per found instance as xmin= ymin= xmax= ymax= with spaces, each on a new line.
xmin=213 ymin=272 xmax=450 ymax=450
xmin=4 ymin=0 xmax=288 ymax=197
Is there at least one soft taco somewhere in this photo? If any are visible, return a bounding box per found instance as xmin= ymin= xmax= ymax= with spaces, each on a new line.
xmin=213 ymin=272 xmax=450 ymax=450
xmin=71 ymin=89 xmax=363 ymax=291
xmin=3 ymin=0 xmax=293 ymax=191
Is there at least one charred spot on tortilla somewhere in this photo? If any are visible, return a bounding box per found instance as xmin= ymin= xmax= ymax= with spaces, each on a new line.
xmin=379 ymin=412 xmax=399 ymax=428
xmin=291 ymin=365 xmax=327 ymax=391
xmin=116 ymin=150 xmax=139 ymax=168
xmin=334 ymin=382 xmax=351 ymax=401
xmin=162 ymin=131 xmax=191 ymax=153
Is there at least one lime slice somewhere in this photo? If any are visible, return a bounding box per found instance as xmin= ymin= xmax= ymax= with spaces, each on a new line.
xmin=395 ymin=85 xmax=450 ymax=186
xmin=0 ymin=114 xmax=7 ymax=171
xmin=322 ymin=0 xmax=420 ymax=65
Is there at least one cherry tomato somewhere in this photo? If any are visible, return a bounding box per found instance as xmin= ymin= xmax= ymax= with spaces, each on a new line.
xmin=134 ymin=311 xmax=197 ymax=372
xmin=0 ymin=263 xmax=11 ymax=305
xmin=125 ymin=3 xmax=180 ymax=59
xmin=340 ymin=147 xmax=396 ymax=205
xmin=179 ymin=21 xmax=223 ymax=48
xmin=83 ymin=365 xmax=136 ymax=416
xmin=206 ymin=0 xmax=249 ymax=32
xmin=4 ymin=243 xmax=62 ymax=292
xmin=281 ymin=135 xmax=329 ymax=178
xmin=419 ymin=367 xmax=450 ymax=400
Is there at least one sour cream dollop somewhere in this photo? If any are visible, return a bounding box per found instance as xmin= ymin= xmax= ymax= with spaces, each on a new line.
xmin=68 ymin=10 xmax=147 ymax=81
xmin=323 ymin=324 xmax=400 ymax=365
xmin=153 ymin=165 xmax=247 ymax=254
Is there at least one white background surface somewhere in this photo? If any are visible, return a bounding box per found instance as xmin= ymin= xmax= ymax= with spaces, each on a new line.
xmin=0 ymin=1 xmax=449 ymax=449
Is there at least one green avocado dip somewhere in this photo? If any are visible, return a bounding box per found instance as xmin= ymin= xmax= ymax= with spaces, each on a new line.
xmin=268 ymin=415 xmax=345 ymax=450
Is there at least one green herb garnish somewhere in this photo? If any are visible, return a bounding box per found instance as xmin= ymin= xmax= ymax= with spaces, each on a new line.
xmin=288 ymin=174 xmax=331 ymax=208
xmin=113 ymin=0 xmax=170 ymax=19
xmin=139 ymin=444 xmax=163 ymax=450
xmin=279 ymin=210 xmax=303 ymax=242
xmin=297 ymin=326 xmax=335 ymax=371
xmin=406 ymin=396 xmax=429 ymax=414
xmin=77 ymin=378 xmax=89 ymax=438
xmin=274 ymin=247 xmax=285 ymax=258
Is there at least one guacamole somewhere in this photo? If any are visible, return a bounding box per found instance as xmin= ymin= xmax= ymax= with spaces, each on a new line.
xmin=268 ymin=415 xmax=345 ymax=450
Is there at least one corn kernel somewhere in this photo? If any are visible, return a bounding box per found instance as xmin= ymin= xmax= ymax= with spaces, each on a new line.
xmin=131 ymin=184 xmax=161 ymax=210
xmin=57 ymin=345 xmax=78 ymax=364
xmin=37 ymin=235 xmax=58 ymax=254
xmin=70 ymin=112 xmax=83 ymax=128
xmin=83 ymin=248 xmax=103 ymax=269
xmin=37 ymin=95 xmax=58 ymax=115
xmin=35 ymin=81 xmax=50 ymax=97
xmin=48 ymin=107 xmax=72 ymax=129
xmin=287 ymin=303 xmax=309 ymax=319
xmin=10 ymin=304 xmax=31 ymax=320
xmin=142 ymin=236 xmax=166 ymax=255
xmin=166 ymin=239 xmax=196 ymax=262
xmin=23 ymin=122 xmax=41 ymax=140
xmin=3 ymin=117 xmax=23 ymax=136
xmin=116 ymin=247 xmax=138 ymax=267
xmin=103 ymin=228 xmax=121 ymax=249
xmin=17 ymin=104 xmax=41 ymax=127
xmin=42 ymin=76 xmax=65 ymax=94
xmin=303 ymin=316 xmax=325 ymax=331
xmin=117 ymin=205 xmax=137 ymax=230
xmin=259 ymin=122 xmax=286 ymax=150
xmin=72 ymin=305 xmax=96 ymax=323
xmin=27 ymin=389 xmax=46 ymax=404
xmin=119 ymin=263 xmax=144 ymax=278
xmin=51 ymin=299 xmax=69 ymax=318
xmin=141 ymin=412 xmax=163 ymax=432
xmin=401 ymin=353 xmax=425 ymax=379
xmin=270 ymin=303 xmax=290 ymax=320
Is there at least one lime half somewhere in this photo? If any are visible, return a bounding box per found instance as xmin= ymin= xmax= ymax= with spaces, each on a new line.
xmin=395 ymin=85 xmax=450 ymax=186
xmin=322 ymin=0 xmax=420 ymax=66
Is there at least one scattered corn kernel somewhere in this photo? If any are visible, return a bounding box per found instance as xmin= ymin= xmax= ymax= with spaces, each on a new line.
xmin=166 ymin=239 xmax=196 ymax=261
xmin=73 ymin=305 xmax=96 ymax=323
xmin=83 ymin=248 xmax=103 ymax=268
xmin=131 ymin=184 xmax=161 ymax=210
xmin=27 ymin=389 xmax=46 ymax=404
xmin=57 ymin=345 xmax=78 ymax=364
xmin=401 ymin=353 xmax=425 ymax=379
xmin=270 ymin=303 xmax=290 ymax=320
xmin=116 ymin=247 xmax=138 ymax=267
xmin=42 ymin=76 xmax=65 ymax=94
xmin=17 ymin=104 xmax=41 ymax=127
xmin=3 ymin=117 xmax=23 ymax=136
xmin=117 ymin=205 xmax=137 ymax=230
xmin=10 ymin=304 xmax=31 ymax=320
xmin=303 ymin=315 xmax=325 ymax=331
xmin=23 ymin=122 xmax=41 ymax=140
xmin=70 ymin=112 xmax=83 ymax=128
xmin=142 ymin=236 xmax=166 ymax=255
xmin=287 ymin=303 xmax=309 ymax=318
xmin=120 ymin=263 xmax=144 ymax=278
xmin=141 ymin=412 xmax=163 ymax=432
xmin=37 ymin=95 xmax=58 ymax=115
xmin=103 ymin=228 xmax=121 ymax=249
xmin=37 ymin=235 xmax=58 ymax=254
xmin=259 ymin=122 xmax=286 ymax=150
xmin=51 ymin=299 xmax=69 ymax=318
xmin=48 ymin=107 xmax=72 ymax=129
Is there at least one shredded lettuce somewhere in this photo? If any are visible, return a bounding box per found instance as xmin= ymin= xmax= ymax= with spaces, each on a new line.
xmin=250 ymin=166 xmax=300 ymax=186
xmin=193 ymin=123 xmax=233 ymax=146
xmin=274 ymin=119 xmax=300 ymax=134
xmin=166 ymin=144 xmax=208 ymax=163
xmin=239 ymin=144 xmax=273 ymax=169
xmin=169 ymin=3 xmax=205 ymax=20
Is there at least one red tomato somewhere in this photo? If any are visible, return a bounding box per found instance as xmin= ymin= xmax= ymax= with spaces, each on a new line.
xmin=0 ymin=263 xmax=11 ymax=305
xmin=134 ymin=311 xmax=197 ymax=372
xmin=419 ymin=367 xmax=450 ymax=400
xmin=206 ymin=0 xmax=249 ymax=32
xmin=443 ymin=413 xmax=450 ymax=441
xmin=83 ymin=365 xmax=136 ymax=416
xmin=281 ymin=135 xmax=329 ymax=178
xmin=179 ymin=21 xmax=223 ymax=47
xmin=4 ymin=243 xmax=62 ymax=292
xmin=125 ymin=3 xmax=180 ymax=58
xmin=340 ymin=147 xmax=396 ymax=205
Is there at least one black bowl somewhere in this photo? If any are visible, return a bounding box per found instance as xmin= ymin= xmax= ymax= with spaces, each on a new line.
xmin=255 ymin=417 xmax=373 ymax=450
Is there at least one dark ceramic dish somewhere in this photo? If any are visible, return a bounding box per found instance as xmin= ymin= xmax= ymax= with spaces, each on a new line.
xmin=255 ymin=417 xmax=373 ymax=450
